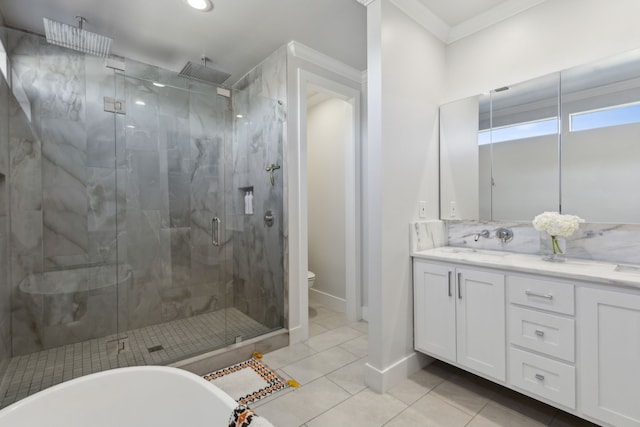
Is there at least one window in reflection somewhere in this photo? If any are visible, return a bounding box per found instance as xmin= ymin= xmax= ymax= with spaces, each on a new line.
xmin=570 ymin=101 xmax=640 ymax=132
xmin=478 ymin=117 xmax=558 ymax=145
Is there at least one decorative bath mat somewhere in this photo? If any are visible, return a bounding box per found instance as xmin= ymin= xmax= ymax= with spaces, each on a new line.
xmin=203 ymin=356 xmax=291 ymax=404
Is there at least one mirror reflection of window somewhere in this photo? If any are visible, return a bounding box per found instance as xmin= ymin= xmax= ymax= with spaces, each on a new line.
xmin=444 ymin=47 xmax=640 ymax=224
xmin=478 ymin=73 xmax=560 ymax=222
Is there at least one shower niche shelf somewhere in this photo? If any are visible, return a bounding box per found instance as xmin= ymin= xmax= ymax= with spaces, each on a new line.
xmin=239 ymin=186 xmax=254 ymax=216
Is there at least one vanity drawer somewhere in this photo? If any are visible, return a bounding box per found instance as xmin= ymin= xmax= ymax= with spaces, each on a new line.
xmin=508 ymin=276 xmax=574 ymax=315
xmin=509 ymin=306 xmax=575 ymax=362
xmin=509 ymin=347 xmax=575 ymax=409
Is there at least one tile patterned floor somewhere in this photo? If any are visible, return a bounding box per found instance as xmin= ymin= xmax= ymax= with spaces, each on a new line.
xmin=0 ymin=307 xmax=270 ymax=408
xmin=253 ymin=303 xmax=598 ymax=427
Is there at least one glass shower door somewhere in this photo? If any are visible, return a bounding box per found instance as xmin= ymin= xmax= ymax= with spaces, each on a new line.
xmin=114 ymin=71 xmax=233 ymax=366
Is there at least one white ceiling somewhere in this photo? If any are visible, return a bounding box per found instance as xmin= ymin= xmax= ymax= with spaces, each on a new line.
xmin=0 ymin=0 xmax=546 ymax=85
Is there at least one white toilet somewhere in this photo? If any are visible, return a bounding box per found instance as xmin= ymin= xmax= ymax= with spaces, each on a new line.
xmin=307 ymin=271 xmax=316 ymax=289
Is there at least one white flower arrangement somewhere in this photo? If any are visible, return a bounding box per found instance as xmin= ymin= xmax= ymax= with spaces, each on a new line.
xmin=532 ymin=211 xmax=585 ymax=255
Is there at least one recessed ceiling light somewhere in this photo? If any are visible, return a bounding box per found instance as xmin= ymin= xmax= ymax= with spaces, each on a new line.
xmin=236 ymin=114 xmax=243 ymax=118
xmin=127 ymin=125 xmax=136 ymax=129
xmin=135 ymin=100 xmax=146 ymax=106
xmin=153 ymin=82 xmax=165 ymax=87
xmin=187 ymin=0 xmax=213 ymax=12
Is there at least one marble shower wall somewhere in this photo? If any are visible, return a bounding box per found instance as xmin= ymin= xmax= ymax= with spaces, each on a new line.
xmin=6 ymin=30 xmax=120 ymax=355
xmin=3 ymin=26 xmax=286 ymax=357
xmin=0 ymin=59 xmax=10 ymax=375
xmin=232 ymin=46 xmax=287 ymax=329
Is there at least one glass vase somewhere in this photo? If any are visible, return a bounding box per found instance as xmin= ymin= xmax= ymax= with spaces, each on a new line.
xmin=540 ymin=234 xmax=566 ymax=262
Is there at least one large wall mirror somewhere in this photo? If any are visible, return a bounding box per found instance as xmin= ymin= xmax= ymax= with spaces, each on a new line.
xmin=440 ymin=47 xmax=640 ymax=224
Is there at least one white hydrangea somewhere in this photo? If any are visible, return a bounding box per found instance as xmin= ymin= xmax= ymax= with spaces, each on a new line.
xmin=532 ymin=212 xmax=585 ymax=237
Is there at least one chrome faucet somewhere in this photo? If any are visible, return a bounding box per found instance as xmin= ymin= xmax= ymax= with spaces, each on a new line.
xmin=474 ymin=229 xmax=490 ymax=242
xmin=496 ymin=227 xmax=514 ymax=243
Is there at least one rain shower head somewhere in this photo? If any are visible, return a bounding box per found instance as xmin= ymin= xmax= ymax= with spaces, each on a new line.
xmin=43 ymin=16 xmax=112 ymax=58
xmin=178 ymin=56 xmax=231 ymax=86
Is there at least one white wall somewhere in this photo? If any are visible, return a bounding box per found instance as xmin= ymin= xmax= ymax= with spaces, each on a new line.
xmin=307 ymin=97 xmax=350 ymax=307
xmin=365 ymin=0 xmax=445 ymax=392
xmin=445 ymin=0 xmax=640 ymax=102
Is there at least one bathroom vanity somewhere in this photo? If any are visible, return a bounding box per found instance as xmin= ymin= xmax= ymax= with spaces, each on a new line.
xmin=412 ymin=247 xmax=640 ymax=427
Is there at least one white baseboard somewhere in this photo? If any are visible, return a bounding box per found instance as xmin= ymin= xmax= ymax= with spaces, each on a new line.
xmin=361 ymin=306 xmax=369 ymax=322
xmin=364 ymin=351 xmax=434 ymax=393
xmin=309 ymin=288 xmax=346 ymax=313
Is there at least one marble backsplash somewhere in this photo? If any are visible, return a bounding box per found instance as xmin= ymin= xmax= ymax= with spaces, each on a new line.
xmin=411 ymin=219 xmax=640 ymax=266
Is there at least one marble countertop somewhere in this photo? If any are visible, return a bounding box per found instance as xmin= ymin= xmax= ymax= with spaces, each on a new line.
xmin=412 ymin=247 xmax=640 ymax=290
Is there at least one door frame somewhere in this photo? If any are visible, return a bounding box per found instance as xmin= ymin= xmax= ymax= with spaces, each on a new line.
xmin=297 ymin=69 xmax=362 ymax=333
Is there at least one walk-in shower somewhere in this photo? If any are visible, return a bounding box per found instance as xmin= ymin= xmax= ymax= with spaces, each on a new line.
xmin=0 ymin=26 xmax=286 ymax=407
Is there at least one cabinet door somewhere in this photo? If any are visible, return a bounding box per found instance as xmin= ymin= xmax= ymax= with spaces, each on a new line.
xmin=413 ymin=261 xmax=456 ymax=363
xmin=579 ymin=288 xmax=640 ymax=427
xmin=456 ymin=268 xmax=506 ymax=381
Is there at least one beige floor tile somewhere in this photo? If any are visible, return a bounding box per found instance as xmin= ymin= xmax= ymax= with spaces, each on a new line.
xmin=431 ymin=375 xmax=495 ymax=416
xmin=253 ymin=377 xmax=351 ymax=427
xmin=326 ymin=356 xmax=367 ymax=395
xmin=305 ymin=326 xmax=362 ymax=352
xmin=549 ymin=410 xmax=600 ymax=426
xmin=308 ymin=304 xmax=337 ymax=320
xmin=385 ymin=393 xmax=473 ymax=427
xmin=466 ymin=401 xmax=548 ymax=427
xmin=387 ymin=364 xmax=448 ymax=405
xmin=308 ymin=322 xmax=329 ymax=337
xmin=306 ymin=388 xmax=407 ymax=427
xmin=338 ymin=335 xmax=368 ymax=358
xmin=312 ymin=313 xmax=352 ymax=330
xmin=490 ymin=387 xmax=557 ymax=424
xmin=281 ymin=346 xmax=358 ymax=385
xmin=348 ymin=320 xmax=369 ymax=334
xmin=260 ymin=343 xmax=317 ymax=370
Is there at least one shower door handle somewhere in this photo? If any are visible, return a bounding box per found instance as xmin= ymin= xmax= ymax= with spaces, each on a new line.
xmin=212 ymin=217 xmax=221 ymax=247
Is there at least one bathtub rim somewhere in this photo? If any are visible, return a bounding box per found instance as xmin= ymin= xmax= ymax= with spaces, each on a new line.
xmin=0 ymin=365 xmax=238 ymax=418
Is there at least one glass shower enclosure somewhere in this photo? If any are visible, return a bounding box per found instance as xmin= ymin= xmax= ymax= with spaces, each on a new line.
xmin=0 ymin=26 xmax=285 ymax=407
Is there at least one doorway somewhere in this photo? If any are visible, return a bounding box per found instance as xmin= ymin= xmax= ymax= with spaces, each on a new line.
xmin=300 ymin=71 xmax=361 ymax=323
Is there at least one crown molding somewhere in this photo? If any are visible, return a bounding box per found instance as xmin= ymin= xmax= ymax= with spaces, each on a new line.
xmin=448 ymin=0 xmax=548 ymax=43
xmin=356 ymin=0 xmax=376 ymax=6
xmin=287 ymin=41 xmax=364 ymax=83
xmin=390 ymin=0 xmax=449 ymax=42
xmin=384 ymin=0 xmax=547 ymax=44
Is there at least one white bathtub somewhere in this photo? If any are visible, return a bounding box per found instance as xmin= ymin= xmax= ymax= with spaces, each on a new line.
xmin=0 ymin=366 xmax=238 ymax=427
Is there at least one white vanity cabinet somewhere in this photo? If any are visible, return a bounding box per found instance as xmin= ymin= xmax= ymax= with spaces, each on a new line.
xmin=579 ymin=287 xmax=640 ymax=427
xmin=413 ymin=260 xmax=506 ymax=382
xmin=412 ymin=250 xmax=640 ymax=427
xmin=507 ymin=276 xmax=576 ymax=409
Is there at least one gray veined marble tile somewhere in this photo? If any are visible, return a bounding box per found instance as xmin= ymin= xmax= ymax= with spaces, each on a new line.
xmin=87 ymin=167 xmax=117 ymax=232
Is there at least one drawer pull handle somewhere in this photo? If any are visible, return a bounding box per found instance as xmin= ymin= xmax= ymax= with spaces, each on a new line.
xmin=525 ymin=290 xmax=554 ymax=300
xmin=535 ymin=374 xmax=545 ymax=381
xmin=457 ymin=273 xmax=462 ymax=299
xmin=448 ymin=271 xmax=452 ymax=297
xmin=535 ymin=330 xmax=545 ymax=337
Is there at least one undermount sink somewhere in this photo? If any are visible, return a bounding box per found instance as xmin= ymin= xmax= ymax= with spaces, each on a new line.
xmin=614 ymin=263 xmax=640 ymax=273
xmin=439 ymin=247 xmax=509 ymax=257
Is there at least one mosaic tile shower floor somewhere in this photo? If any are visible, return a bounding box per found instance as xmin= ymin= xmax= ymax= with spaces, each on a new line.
xmin=0 ymin=308 xmax=270 ymax=408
